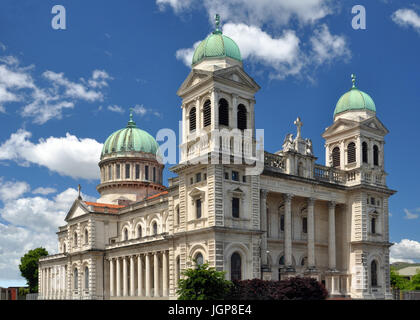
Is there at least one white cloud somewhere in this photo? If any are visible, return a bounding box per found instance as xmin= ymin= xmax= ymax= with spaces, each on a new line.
xmin=390 ymin=239 xmax=420 ymax=263
xmin=32 ymin=187 xmax=57 ymax=195
xmin=0 ymin=42 xmax=6 ymax=51
xmin=310 ymin=24 xmax=351 ymax=65
xmin=157 ymin=0 xmax=334 ymax=26
xmin=0 ymin=56 xmax=112 ymax=124
xmin=107 ymin=105 xmax=125 ymax=113
xmin=175 ymin=41 xmax=201 ymax=67
xmin=0 ymin=182 xmax=96 ymax=282
xmin=404 ymin=208 xmax=419 ymax=220
xmin=0 ymin=129 xmax=103 ymax=180
xmin=133 ymin=104 xmax=162 ymax=118
xmin=392 ymin=8 xmax=420 ymax=33
xmin=0 ymin=179 xmax=30 ymax=202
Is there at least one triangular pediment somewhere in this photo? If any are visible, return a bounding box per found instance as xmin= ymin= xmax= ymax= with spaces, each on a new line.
xmin=322 ymin=118 xmax=359 ymax=138
xmin=177 ymin=69 xmax=212 ymax=96
xmin=360 ymin=117 xmax=389 ymax=135
xmin=64 ymin=199 xmax=91 ymax=222
xmin=213 ymin=65 xmax=260 ymax=91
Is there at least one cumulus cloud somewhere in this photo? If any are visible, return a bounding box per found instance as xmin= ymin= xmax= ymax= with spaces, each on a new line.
xmin=0 ymin=56 xmax=112 ymax=123
xmin=107 ymin=105 xmax=125 ymax=113
xmin=133 ymin=104 xmax=162 ymax=118
xmin=392 ymin=8 xmax=420 ymax=33
xmin=176 ymin=23 xmax=349 ymax=79
xmin=0 ymin=179 xmax=30 ymax=202
xmin=0 ymin=129 xmax=103 ymax=180
xmin=32 ymin=187 xmax=57 ymax=195
xmin=0 ymin=181 xmax=96 ymax=283
xmin=157 ymin=0 xmax=334 ymax=27
xmin=390 ymin=239 xmax=420 ymax=263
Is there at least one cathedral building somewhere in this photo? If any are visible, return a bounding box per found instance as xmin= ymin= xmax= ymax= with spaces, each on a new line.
xmin=38 ymin=16 xmax=395 ymax=300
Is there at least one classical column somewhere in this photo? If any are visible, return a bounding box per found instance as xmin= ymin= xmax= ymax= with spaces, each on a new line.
xmin=260 ymin=189 xmax=268 ymax=266
xmin=109 ymin=259 xmax=114 ymax=297
xmin=137 ymin=255 xmax=143 ymax=296
xmin=284 ymin=194 xmax=294 ymax=271
xmin=123 ymin=256 xmax=128 ymax=296
xmin=210 ymin=88 xmax=219 ymax=130
xmin=307 ymin=198 xmax=316 ymax=269
xmin=116 ymin=258 xmax=121 ymax=297
xmin=328 ymin=201 xmax=337 ymax=270
xmin=163 ymin=251 xmax=168 ymax=297
xmin=154 ymin=253 xmax=160 ymax=297
xmin=145 ymin=254 xmax=151 ymax=297
xmin=130 ymin=256 xmax=135 ymax=296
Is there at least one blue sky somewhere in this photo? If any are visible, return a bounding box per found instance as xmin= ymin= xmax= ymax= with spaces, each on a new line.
xmin=0 ymin=0 xmax=420 ymax=286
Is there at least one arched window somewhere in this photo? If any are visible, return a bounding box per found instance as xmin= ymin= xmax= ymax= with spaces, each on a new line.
xmin=137 ymin=225 xmax=142 ymax=238
xmin=300 ymin=257 xmax=307 ymax=267
xmin=279 ymin=256 xmax=285 ymax=266
xmin=84 ymin=229 xmax=89 ymax=245
xmin=302 ymin=217 xmax=308 ymax=234
xmin=123 ymin=228 xmax=128 ymax=241
xmin=347 ymin=142 xmax=356 ymax=164
xmin=332 ymin=147 xmax=340 ymax=167
xmin=371 ymin=260 xmax=378 ymax=287
xmin=196 ymin=199 xmax=202 ymax=219
xmin=237 ymin=104 xmax=247 ymax=130
xmin=218 ymin=98 xmax=229 ymax=126
xmin=74 ymin=232 xmax=78 ymax=247
xmin=231 ymin=252 xmax=242 ymax=281
xmin=371 ymin=218 xmax=376 ymax=234
xmin=373 ymin=145 xmax=379 ymax=166
xmin=362 ymin=142 xmax=368 ymax=163
xmin=203 ymin=99 xmax=211 ymax=127
xmin=153 ymin=222 xmax=158 ymax=235
xmin=74 ymin=268 xmax=78 ymax=290
xmin=84 ymin=267 xmax=89 ymax=290
xmin=175 ymin=205 xmax=180 ymax=225
xmin=195 ymin=253 xmax=204 ymax=266
xmin=189 ymin=107 xmax=196 ymax=132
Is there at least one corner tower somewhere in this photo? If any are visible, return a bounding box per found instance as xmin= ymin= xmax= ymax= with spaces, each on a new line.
xmin=97 ymin=111 xmax=165 ymax=205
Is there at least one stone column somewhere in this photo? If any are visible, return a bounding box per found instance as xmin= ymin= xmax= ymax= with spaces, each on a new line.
xmin=260 ymin=189 xmax=268 ymax=266
xmin=307 ymin=198 xmax=316 ymax=269
xmin=109 ymin=259 xmax=114 ymax=297
xmin=130 ymin=256 xmax=135 ymax=296
xmin=163 ymin=251 xmax=168 ymax=297
xmin=123 ymin=256 xmax=128 ymax=296
xmin=328 ymin=201 xmax=337 ymax=270
xmin=116 ymin=258 xmax=121 ymax=297
xmin=284 ymin=194 xmax=294 ymax=271
xmin=232 ymin=94 xmax=238 ymax=128
xmin=137 ymin=255 xmax=143 ymax=296
xmin=154 ymin=253 xmax=160 ymax=297
xmin=145 ymin=254 xmax=151 ymax=297
xmin=210 ymin=88 xmax=219 ymax=130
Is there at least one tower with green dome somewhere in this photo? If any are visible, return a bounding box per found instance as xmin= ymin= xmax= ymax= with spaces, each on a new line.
xmin=97 ymin=109 xmax=165 ymax=205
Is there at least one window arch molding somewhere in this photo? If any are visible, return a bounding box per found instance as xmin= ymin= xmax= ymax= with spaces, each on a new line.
xmin=224 ymin=243 xmax=249 ymax=280
xmin=149 ymin=218 xmax=160 ymax=236
xmin=202 ymin=99 xmax=211 ymax=128
xmin=347 ymin=141 xmax=356 ymax=164
xmin=218 ymin=97 xmax=230 ymax=127
xmin=331 ymin=146 xmax=340 ymax=167
xmin=367 ymin=254 xmax=382 ymax=288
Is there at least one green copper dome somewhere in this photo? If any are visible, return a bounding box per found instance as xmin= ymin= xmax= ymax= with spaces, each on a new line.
xmin=192 ymin=14 xmax=242 ymax=66
xmin=334 ymin=74 xmax=376 ymax=116
xmin=101 ymin=111 xmax=160 ymax=157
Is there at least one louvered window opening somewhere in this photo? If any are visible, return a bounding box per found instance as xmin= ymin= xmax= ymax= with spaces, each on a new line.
xmin=373 ymin=145 xmax=379 ymax=166
xmin=219 ymin=99 xmax=229 ymax=126
xmin=347 ymin=142 xmax=356 ymax=164
xmin=189 ymin=107 xmax=196 ymax=132
xmin=332 ymin=147 xmax=340 ymax=167
xmin=203 ymin=100 xmax=211 ymax=127
xmin=362 ymin=142 xmax=368 ymax=163
xmin=237 ymin=104 xmax=247 ymax=130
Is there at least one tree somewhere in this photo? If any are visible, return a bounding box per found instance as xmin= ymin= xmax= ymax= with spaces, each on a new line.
xmin=176 ymin=260 xmax=232 ymax=300
xmin=390 ymin=266 xmax=410 ymax=291
xmin=19 ymin=247 xmax=49 ymax=293
xmin=408 ymin=271 xmax=420 ymax=291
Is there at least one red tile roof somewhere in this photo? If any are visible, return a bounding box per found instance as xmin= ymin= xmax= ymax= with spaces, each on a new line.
xmin=146 ymin=190 xmax=168 ymax=200
xmin=84 ymin=201 xmax=125 ymax=208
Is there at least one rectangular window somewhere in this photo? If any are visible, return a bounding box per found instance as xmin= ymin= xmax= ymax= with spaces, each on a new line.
xmin=135 ymin=164 xmax=140 ymax=179
xmin=125 ymin=164 xmax=130 ymax=179
xmin=196 ymin=199 xmax=202 ymax=219
xmin=232 ymin=197 xmax=240 ymax=218
xmin=196 ymin=173 xmax=201 ymax=183
xmin=371 ymin=218 xmax=376 ymax=234
xmin=280 ymin=215 xmax=284 ymax=231
xmin=116 ymin=164 xmax=120 ymax=179
xmin=224 ymin=172 xmax=229 ymax=180
xmin=190 ymin=177 xmax=194 ymax=185
xmin=370 ymin=197 xmax=375 ymax=205
xmin=232 ymin=171 xmax=239 ymax=181
xmin=153 ymin=167 xmax=156 ymax=182
xmin=302 ymin=217 xmax=308 ymax=234
xmin=108 ymin=166 xmax=112 ymax=180
xmin=242 ymin=175 xmax=246 ymax=183
xmin=145 ymin=165 xmax=149 ymax=180
xmin=204 ymin=173 xmax=207 ymax=180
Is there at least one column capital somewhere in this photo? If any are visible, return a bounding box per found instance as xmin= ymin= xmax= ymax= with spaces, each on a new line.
xmin=307 ymin=197 xmax=316 ymax=206
xmin=284 ymin=193 xmax=294 ymax=202
xmin=328 ymin=201 xmax=336 ymax=209
xmin=261 ymin=189 xmax=269 ymax=199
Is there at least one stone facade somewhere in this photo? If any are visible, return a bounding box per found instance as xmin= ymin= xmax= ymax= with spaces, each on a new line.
xmin=38 ymin=51 xmax=395 ymax=300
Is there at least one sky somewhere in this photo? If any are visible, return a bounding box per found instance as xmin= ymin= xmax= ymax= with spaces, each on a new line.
xmin=0 ymin=0 xmax=419 ymax=287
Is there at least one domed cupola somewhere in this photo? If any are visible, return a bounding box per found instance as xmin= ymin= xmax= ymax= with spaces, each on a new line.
xmin=334 ymin=74 xmax=376 ymax=121
xmin=191 ymin=14 xmax=242 ymax=69
xmin=97 ymin=110 xmax=165 ymax=205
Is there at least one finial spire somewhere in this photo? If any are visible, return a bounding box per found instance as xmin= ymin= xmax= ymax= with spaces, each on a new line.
xmin=351 ymin=73 xmax=356 ymax=88
xmin=77 ymin=184 xmax=82 ymax=200
xmin=213 ymin=14 xmax=222 ymax=34
xmin=294 ymin=117 xmax=303 ymax=139
xmin=127 ymin=107 xmax=137 ymax=128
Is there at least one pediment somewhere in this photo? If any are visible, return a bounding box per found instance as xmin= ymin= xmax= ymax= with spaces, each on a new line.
xmin=360 ymin=117 xmax=389 ymax=135
xmin=177 ymin=69 xmax=212 ymax=96
xmin=64 ymin=199 xmax=91 ymax=222
xmin=213 ymin=66 xmax=260 ymax=91
xmin=188 ymin=187 xmax=205 ymax=198
xmin=322 ymin=119 xmax=359 ymax=138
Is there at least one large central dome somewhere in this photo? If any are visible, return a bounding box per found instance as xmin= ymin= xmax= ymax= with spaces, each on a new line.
xmin=101 ymin=113 xmax=160 ymax=158
xmin=192 ymin=14 xmax=242 ymax=66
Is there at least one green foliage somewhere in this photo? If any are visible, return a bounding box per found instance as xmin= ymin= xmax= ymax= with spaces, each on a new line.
xmin=18 ymin=287 xmax=30 ymax=296
xmin=176 ymin=260 xmax=232 ymax=300
xmin=408 ymin=271 xmax=420 ymax=291
xmin=19 ymin=247 xmax=49 ymax=293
